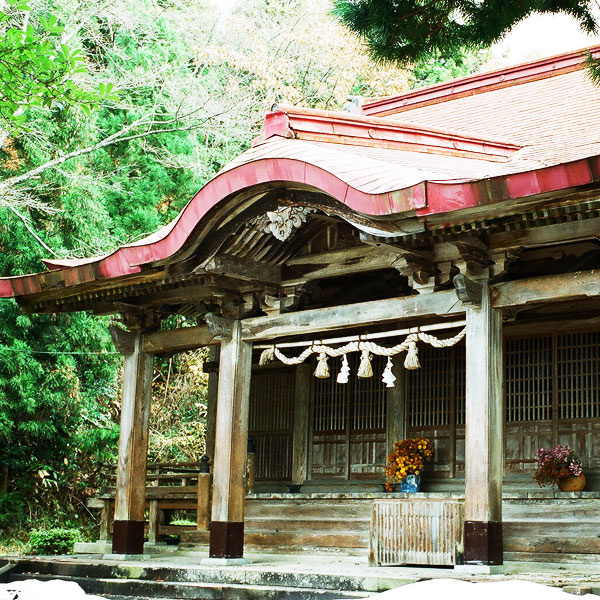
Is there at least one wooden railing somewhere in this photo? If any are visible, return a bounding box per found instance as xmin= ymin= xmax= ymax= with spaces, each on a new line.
xmin=92 ymin=461 xmax=211 ymax=544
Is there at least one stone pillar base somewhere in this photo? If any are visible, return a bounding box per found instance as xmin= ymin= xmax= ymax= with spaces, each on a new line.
xmin=112 ymin=520 xmax=145 ymax=555
xmin=209 ymin=521 xmax=244 ymax=558
xmin=464 ymin=520 xmax=503 ymax=565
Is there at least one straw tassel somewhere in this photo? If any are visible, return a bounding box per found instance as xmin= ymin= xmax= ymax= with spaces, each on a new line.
xmin=382 ymin=357 xmax=396 ymax=388
xmin=403 ymin=339 xmax=420 ymax=370
xmin=314 ymin=352 xmax=330 ymax=378
xmin=259 ymin=345 xmax=275 ymax=366
xmin=357 ymin=348 xmax=373 ymax=378
xmin=337 ymin=354 xmax=350 ymax=384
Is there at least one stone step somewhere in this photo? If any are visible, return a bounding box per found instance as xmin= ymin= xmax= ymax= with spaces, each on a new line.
xmin=8 ymin=557 xmax=402 ymax=592
xmin=9 ymin=573 xmax=372 ymax=600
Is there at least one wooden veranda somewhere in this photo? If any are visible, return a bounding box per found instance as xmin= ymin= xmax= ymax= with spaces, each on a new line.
xmin=3 ymin=46 xmax=600 ymax=567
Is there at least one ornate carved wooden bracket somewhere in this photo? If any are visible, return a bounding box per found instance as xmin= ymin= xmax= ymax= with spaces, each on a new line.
xmin=490 ymin=249 xmax=521 ymax=279
xmin=451 ymin=238 xmax=489 ymax=277
xmin=453 ymin=273 xmax=483 ymax=305
xmin=109 ymin=324 xmax=137 ymax=355
xmin=393 ymin=250 xmax=435 ymax=293
xmin=250 ymin=206 xmax=316 ymax=241
xmin=205 ymin=312 xmax=233 ymax=340
xmin=259 ymin=284 xmax=307 ymax=315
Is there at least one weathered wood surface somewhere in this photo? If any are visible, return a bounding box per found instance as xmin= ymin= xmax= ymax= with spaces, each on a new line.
xmin=205 ymin=346 xmax=219 ymax=464
xmin=292 ymin=364 xmax=310 ymax=484
xmin=488 ymin=217 xmax=600 ymax=251
xmin=142 ymin=325 xmax=217 ymax=354
xmin=197 ymin=473 xmax=211 ymax=531
xmin=211 ymin=320 xmax=252 ymax=524
xmin=464 ymin=281 xmax=503 ymax=524
xmin=114 ymin=332 xmax=153 ymax=524
xmin=370 ymin=499 xmax=464 ymax=566
xmin=129 ymin=269 xmax=600 ymax=354
xmin=387 ymin=362 xmax=405 ymax=449
xmin=283 ymin=245 xmax=401 ymax=285
xmin=242 ymin=290 xmax=462 ymax=341
xmin=493 ymin=269 xmax=600 ymax=308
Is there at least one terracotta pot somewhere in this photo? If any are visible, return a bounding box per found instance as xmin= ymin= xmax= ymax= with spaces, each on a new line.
xmin=558 ymin=473 xmax=586 ymax=492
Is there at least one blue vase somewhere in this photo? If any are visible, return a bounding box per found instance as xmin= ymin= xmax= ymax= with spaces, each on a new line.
xmin=400 ymin=474 xmax=421 ymax=493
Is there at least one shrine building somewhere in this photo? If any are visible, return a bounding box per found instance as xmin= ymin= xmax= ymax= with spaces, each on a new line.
xmin=2 ymin=46 xmax=600 ymax=567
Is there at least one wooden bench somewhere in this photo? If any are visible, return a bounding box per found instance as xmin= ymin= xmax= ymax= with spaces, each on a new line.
xmin=90 ymin=461 xmax=211 ymax=544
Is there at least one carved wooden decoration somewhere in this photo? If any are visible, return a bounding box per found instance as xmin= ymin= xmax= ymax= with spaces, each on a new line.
xmin=453 ymin=273 xmax=483 ymax=305
xmin=205 ymin=312 xmax=233 ymax=340
xmin=109 ymin=324 xmax=137 ymax=355
xmin=251 ymin=206 xmax=316 ymax=241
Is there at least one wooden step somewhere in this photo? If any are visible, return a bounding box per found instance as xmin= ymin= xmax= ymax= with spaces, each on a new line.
xmin=244 ymin=518 xmax=370 ymax=531
xmin=180 ymin=529 xmax=369 ymax=552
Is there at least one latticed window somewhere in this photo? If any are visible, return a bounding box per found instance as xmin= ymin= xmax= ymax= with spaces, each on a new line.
xmin=249 ymin=368 xmax=295 ymax=481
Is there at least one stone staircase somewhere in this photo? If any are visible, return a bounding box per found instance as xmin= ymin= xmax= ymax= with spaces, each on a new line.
xmin=180 ymin=497 xmax=372 ymax=555
xmin=2 ymin=556 xmax=398 ymax=600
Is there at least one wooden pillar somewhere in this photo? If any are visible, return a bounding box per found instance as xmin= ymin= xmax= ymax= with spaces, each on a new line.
xmin=292 ymin=364 xmax=310 ymax=484
xmin=387 ymin=362 xmax=406 ymax=450
xmin=464 ymin=281 xmax=503 ymax=565
xmin=111 ymin=328 xmax=153 ymax=555
xmin=209 ymin=320 xmax=252 ymax=559
xmin=205 ymin=346 xmax=219 ymax=466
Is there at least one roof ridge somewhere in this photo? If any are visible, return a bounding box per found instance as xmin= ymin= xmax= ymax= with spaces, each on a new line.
xmin=362 ymin=44 xmax=600 ymax=117
xmin=256 ymin=104 xmax=520 ymax=162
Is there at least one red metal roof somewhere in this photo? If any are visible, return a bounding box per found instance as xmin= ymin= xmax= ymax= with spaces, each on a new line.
xmin=3 ymin=46 xmax=600 ymax=299
xmin=257 ymin=105 xmax=520 ymax=161
xmin=362 ymin=44 xmax=600 ymax=116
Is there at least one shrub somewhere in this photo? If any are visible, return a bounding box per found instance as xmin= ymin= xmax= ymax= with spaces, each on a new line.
xmin=27 ymin=528 xmax=80 ymax=555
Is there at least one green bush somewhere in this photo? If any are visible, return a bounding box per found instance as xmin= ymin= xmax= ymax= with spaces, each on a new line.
xmin=27 ymin=528 xmax=80 ymax=555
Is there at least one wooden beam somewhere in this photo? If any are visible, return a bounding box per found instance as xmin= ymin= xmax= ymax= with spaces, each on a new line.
xmin=142 ymin=325 xmax=217 ymax=354
xmin=204 ymin=254 xmax=281 ymax=285
xmin=283 ymin=245 xmax=400 ymax=285
xmin=492 ymin=269 xmax=600 ymax=308
xmin=209 ymin=320 xmax=252 ymax=559
xmin=242 ymin=290 xmax=463 ymax=341
xmin=464 ymin=280 xmax=503 ymax=566
xmin=137 ymin=270 xmax=600 ymax=353
xmin=489 ymin=217 xmax=600 ymax=251
xmin=112 ymin=331 xmax=153 ymax=555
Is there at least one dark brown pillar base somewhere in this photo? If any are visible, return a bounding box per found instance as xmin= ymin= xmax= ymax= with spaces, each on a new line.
xmin=112 ymin=520 xmax=145 ymax=555
xmin=464 ymin=520 xmax=503 ymax=565
xmin=209 ymin=521 xmax=244 ymax=558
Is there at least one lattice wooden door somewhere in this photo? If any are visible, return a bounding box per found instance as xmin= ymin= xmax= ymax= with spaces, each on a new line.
xmin=248 ymin=368 xmax=295 ymax=481
xmin=310 ymin=354 xmax=387 ymax=480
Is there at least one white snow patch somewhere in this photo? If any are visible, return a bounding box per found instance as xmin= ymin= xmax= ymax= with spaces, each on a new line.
xmin=373 ymin=579 xmax=593 ymax=600
xmin=0 ymin=579 xmax=104 ymax=600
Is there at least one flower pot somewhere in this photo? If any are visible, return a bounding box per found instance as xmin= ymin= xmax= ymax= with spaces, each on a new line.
xmin=400 ymin=473 xmax=421 ymax=493
xmin=558 ymin=473 xmax=586 ymax=492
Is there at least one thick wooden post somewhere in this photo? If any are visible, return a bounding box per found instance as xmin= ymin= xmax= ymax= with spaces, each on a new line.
xmin=205 ymin=346 xmax=219 ymax=466
xmin=209 ymin=320 xmax=252 ymax=559
xmin=292 ymin=364 xmax=310 ymax=485
xmin=111 ymin=328 xmax=153 ymax=555
xmin=387 ymin=362 xmax=405 ymax=449
xmin=464 ymin=281 xmax=503 ymax=565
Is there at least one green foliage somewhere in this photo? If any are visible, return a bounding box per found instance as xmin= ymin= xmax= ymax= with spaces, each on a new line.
xmin=332 ymin=0 xmax=599 ymax=65
xmin=0 ymin=0 xmax=115 ymax=134
xmin=0 ymin=0 xmax=411 ymax=540
xmin=410 ymin=48 xmax=490 ymax=88
xmin=27 ymin=527 xmax=80 ymax=555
